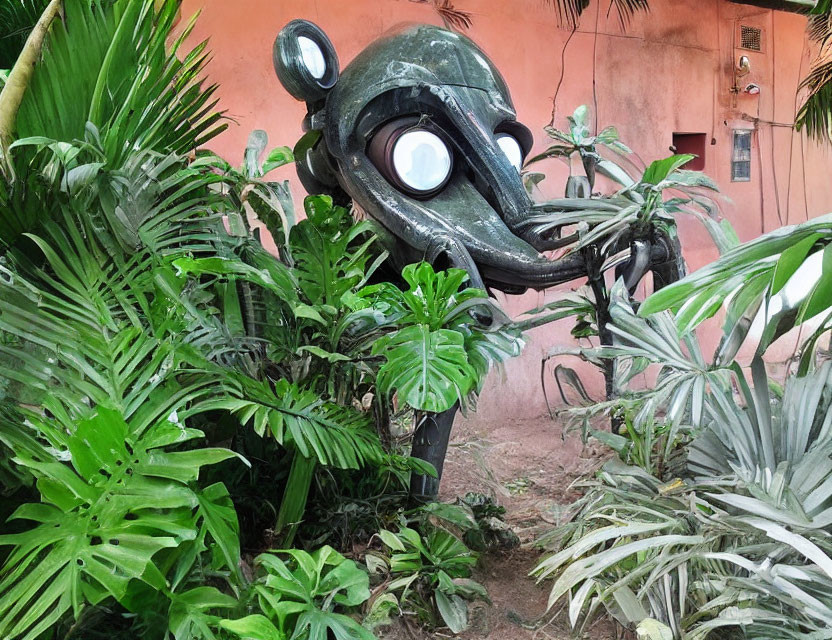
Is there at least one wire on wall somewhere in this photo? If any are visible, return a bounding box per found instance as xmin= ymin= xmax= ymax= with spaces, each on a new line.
xmin=592 ymin=0 xmax=602 ymax=133
xmin=769 ymin=10 xmax=784 ymax=228
xmin=550 ymin=22 xmax=579 ymax=127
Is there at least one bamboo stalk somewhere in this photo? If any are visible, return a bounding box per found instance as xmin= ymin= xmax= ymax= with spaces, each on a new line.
xmin=0 ymin=0 xmax=63 ymax=150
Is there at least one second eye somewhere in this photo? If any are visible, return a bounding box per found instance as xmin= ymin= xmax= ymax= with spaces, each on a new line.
xmin=495 ymin=133 xmax=523 ymax=171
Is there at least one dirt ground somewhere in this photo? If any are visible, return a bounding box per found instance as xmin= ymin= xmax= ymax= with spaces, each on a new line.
xmin=381 ymin=414 xmax=621 ymax=640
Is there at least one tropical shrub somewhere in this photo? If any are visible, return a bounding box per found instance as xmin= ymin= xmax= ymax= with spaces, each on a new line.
xmin=372 ymin=508 xmax=487 ymax=634
xmin=534 ymin=274 xmax=832 ymax=639
xmin=523 ymin=93 xmax=832 ymax=639
xmin=220 ymin=547 xmax=374 ymax=640
xmin=0 ymin=1 xmax=522 ymax=639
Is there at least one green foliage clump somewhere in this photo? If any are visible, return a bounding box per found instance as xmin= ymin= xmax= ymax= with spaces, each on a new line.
xmin=534 ymin=268 xmax=832 ymax=640
xmin=371 ymin=507 xmax=487 ymax=634
xmin=0 ymin=1 xmax=522 ymax=639
xmin=220 ymin=547 xmax=373 ymax=640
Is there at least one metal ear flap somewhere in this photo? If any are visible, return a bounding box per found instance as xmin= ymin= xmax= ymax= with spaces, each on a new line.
xmin=273 ymin=20 xmax=339 ymax=103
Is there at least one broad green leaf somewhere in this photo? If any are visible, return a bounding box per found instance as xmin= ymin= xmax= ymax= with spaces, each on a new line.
xmin=375 ymin=325 xmax=476 ymax=413
xmin=641 ymin=154 xmax=695 ymax=185
xmin=262 ymin=146 xmax=294 ymax=174
xmin=0 ymin=406 xmax=233 ymax=639
xmin=196 ymin=483 xmax=241 ymax=577
xmin=362 ymin=593 xmax=398 ymax=632
xmin=797 ymin=243 xmax=832 ymax=323
xmin=291 ymin=609 xmax=375 ymax=640
xmin=435 ymin=590 xmax=469 ymax=634
xmin=168 ymin=587 xmax=238 ymax=640
xmin=771 ymin=234 xmax=821 ymax=296
xmin=377 ymin=529 xmax=406 ymax=552
xmin=221 ymin=615 xmax=285 ymax=640
xmin=250 ymin=548 xmax=373 ymax=640
xmin=297 ymin=346 xmax=351 ymax=363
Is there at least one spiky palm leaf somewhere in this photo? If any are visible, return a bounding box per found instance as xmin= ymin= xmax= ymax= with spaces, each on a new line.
xmin=640 ymin=212 xmax=832 ymax=367
xmin=536 ymin=362 xmax=832 ymax=639
xmin=796 ymin=53 xmax=832 ymax=142
xmin=0 ymin=0 xmax=50 ymax=69
xmin=808 ymin=9 xmax=832 ymax=47
xmin=535 ymin=456 xmax=832 ymax=639
xmin=607 ymin=0 xmax=650 ymax=27
xmin=535 ymin=285 xmax=832 ymax=639
xmin=541 ymin=0 xmax=648 ymax=28
xmin=1 ymin=0 xmax=226 ymax=250
xmin=14 ymin=0 xmax=226 ymax=163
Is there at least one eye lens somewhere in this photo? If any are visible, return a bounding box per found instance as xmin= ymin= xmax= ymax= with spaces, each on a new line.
xmin=496 ymin=133 xmax=523 ymax=171
xmin=392 ymin=130 xmax=452 ymax=193
xmin=298 ymin=36 xmax=326 ymax=80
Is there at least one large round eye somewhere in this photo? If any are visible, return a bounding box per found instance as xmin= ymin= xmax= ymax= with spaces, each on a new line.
xmin=496 ymin=133 xmax=523 ymax=171
xmin=367 ymin=118 xmax=454 ymax=198
xmin=392 ymin=130 xmax=452 ymax=193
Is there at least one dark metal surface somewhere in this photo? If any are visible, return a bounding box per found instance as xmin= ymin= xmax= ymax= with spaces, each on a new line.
xmin=273 ymin=20 xmax=686 ymax=497
xmin=408 ymin=404 xmax=459 ymax=502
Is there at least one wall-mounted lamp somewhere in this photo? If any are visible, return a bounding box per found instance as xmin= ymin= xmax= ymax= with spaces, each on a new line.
xmin=737 ymin=55 xmax=751 ymax=77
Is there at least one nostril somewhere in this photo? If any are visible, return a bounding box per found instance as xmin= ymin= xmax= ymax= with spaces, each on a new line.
xmin=432 ymin=251 xmax=452 ymax=273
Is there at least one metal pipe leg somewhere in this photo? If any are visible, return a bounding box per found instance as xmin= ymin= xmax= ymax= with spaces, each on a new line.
xmin=408 ymin=402 xmax=459 ymax=501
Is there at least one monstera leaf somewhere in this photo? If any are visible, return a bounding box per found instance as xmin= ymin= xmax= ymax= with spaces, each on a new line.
xmin=374 ymin=325 xmax=477 ymax=413
xmin=0 ymin=406 xmax=240 ymax=640
xmin=365 ymin=263 xmax=513 ymax=412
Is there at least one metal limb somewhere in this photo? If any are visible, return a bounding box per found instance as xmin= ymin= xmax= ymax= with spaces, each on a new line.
xmin=409 ymin=403 xmax=459 ymax=501
xmin=650 ymin=231 xmax=686 ymax=291
xmin=425 ymin=233 xmax=487 ymax=291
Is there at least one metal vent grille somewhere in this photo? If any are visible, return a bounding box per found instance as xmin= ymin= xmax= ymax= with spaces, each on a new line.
xmin=740 ymin=26 xmax=762 ymax=52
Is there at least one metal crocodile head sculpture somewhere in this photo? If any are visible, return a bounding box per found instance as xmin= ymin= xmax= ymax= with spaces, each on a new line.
xmin=272 ymin=19 xmax=623 ymax=294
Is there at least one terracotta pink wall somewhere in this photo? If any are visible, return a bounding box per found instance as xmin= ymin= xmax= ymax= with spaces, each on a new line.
xmin=179 ymin=0 xmax=832 ymax=419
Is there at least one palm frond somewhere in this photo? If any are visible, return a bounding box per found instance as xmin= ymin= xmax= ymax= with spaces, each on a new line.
xmin=641 ymin=212 xmax=832 ymax=365
xmin=808 ymin=11 xmax=832 ymax=47
xmin=796 ymin=53 xmax=832 ymax=142
xmin=0 ymin=0 xmax=51 ymax=69
xmin=200 ymin=373 xmax=386 ymax=470
xmin=432 ymin=0 xmax=472 ymax=31
xmin=15 ymin=0 xmax=226 ymax=163
xmin=540 ymin=0 xmax=648 ymax=29
xmin=608 ymin=0 xmax=650 ymax=28
xmin=534 ymin=452 xmax=832 ymax=638
xmin=541 ymin=0 xmax=590 ymax=28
